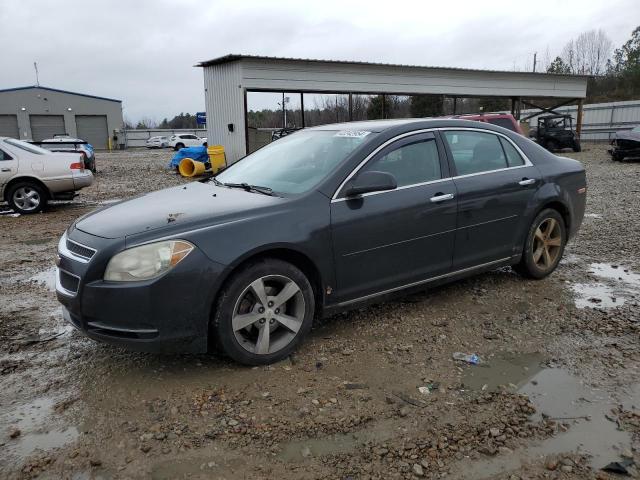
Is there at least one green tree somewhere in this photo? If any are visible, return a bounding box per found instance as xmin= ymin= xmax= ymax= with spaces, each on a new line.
xmin=409 ymin=95 xmax=444 ymax=117
xmin=366 ymin=95 xmax=390 ymax=119
xmin=547 ymin=56 xmax=571 ymax=74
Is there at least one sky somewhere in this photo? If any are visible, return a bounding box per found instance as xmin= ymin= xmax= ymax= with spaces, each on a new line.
xmin=1 ymin=0 xmax=638 ymax=123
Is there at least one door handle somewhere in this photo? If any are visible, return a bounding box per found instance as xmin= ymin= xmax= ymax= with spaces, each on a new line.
xmin=518 ymin=178 xmax=536 ymax=186
xmin=0 ymin=168 xmax=11 ymax=172
xmin=430 ymin=193 xmax=455 ymax=203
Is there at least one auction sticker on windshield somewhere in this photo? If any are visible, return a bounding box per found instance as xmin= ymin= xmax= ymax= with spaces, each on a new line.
xmin=334 ymin=130 xmax=371 ymax=138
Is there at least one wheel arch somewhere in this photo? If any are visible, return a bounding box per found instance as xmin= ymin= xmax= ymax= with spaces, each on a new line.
xmin=536 ymin=199 xmax=571 ymax=233
xmin=3 ymin=176 xmax=50 ymax=202
xmin=211 ymin=246 xmax=325 ymax=321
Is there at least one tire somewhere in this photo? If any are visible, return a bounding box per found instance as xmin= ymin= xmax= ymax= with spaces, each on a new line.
xmin=174 ymin=143 xmax=185 ymax=151
xmin=514 ymin=209 xmax=566 ymax=279
xmin=7 ymin=181 xmax=48 ymax=214
xmin=212 ymin=258 xmax=315 ymax=365
xmin=545 ymin=139 xmax=559 ymax=152
xmin=572 ymin=139 xmax=581 ymax=152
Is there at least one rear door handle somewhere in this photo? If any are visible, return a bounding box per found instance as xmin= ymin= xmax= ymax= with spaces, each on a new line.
xmin=1 ymin=168 xmax=11 ymax=172
xmin=430 ymin=193 xmax=455 ymax=203
xmin=518 ymin=178 xmax=536 ymax=186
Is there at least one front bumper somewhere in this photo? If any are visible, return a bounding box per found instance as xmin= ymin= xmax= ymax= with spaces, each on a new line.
xmin=56 ymin=229 xmax=225 ymax=353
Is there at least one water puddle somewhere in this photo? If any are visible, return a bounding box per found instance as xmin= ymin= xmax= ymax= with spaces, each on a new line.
xmin=570 ymin=262 xmax=640 ymax=309
xmin=461 ymin=352 xmax=544 ymax=392
xmin=590 ymin=263 xmax=640 ymax=286
xmin=1 ymin=396 xmax=79 ymax=460
xmin=452 ymin=366 xmax=638 ymax=478
xmin=278 ymin=418 xmax=408 ymax=462
xmin=29 ymin=266 xmax=57 ymax=292
xmin=571 ymin=283 xmax=626 ymax=308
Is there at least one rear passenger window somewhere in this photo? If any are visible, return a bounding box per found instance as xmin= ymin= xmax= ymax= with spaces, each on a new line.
xmin=361 ymin=138 xmax=441 ymax=187
xmin=443 ymin=131 xmax=507 ymax=175
xmin=499 ymin=137 xmax=525 ymax=167
xmin=0 ymin=149 xmax=12 ymax=160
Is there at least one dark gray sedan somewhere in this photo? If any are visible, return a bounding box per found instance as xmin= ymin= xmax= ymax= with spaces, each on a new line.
xmin=56 ymin=119 xmax=586 ymax=365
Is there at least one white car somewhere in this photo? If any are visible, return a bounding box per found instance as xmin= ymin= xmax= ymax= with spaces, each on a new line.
xmin=146 ymin=136 xmax=169 ymax=149
xmin=168 ymin=134 xmax=205 ymax=150
xmin=0 ymin=137 xmax=93 ymax=214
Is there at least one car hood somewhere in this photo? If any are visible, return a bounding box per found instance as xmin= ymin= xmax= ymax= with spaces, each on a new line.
xmin=75 ymin=181 xmax=284 ymax=239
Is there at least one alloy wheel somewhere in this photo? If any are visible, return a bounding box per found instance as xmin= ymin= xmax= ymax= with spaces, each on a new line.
xmin=232 ymin=275 xmax=305 ymax=355
xmin=13 ymin=187 xmax=41 ymax=212
xmin=532 ymin=217 xmax=562 ymax=270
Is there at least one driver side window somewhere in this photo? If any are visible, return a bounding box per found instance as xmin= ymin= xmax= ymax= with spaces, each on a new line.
xmin=361 ymin=138 xmax=441 ymax=188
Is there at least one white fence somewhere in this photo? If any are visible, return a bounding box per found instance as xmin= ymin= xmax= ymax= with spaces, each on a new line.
xmin=120 ymin=128 xmax=206 ymax=148
xmin=519 ymin=99 xmax=640 ymax=141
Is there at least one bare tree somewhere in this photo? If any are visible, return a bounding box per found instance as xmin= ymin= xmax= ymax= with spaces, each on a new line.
xmin=561 ymin=29 xmax=613 ymax=75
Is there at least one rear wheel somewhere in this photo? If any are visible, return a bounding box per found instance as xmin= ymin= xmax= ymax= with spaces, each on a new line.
xmin=514 ymin=209 xmax=566 ymax=279
xmin=572 ymin=139 xmax=581 ymax=152
xmin=7 ymin=181 xmax=47 ymax=214
xmin=544 ymin=139 xmax=559 ymax=152
xmin=212 ymin=258 xmax=315 ymax=365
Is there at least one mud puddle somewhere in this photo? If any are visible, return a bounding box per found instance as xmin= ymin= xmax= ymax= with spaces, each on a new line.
xmin=461 ymin=352 xmax=544 ymax=392
xmin=1 ymin=396 xmax=79 ymax=461
xmin=571 ymin=262 xmax=640 ymax=309
xmin=28 ymin=266 xmax=57 ymax=292
xmin=453 ymin=359 xmax=638 ymax=478
xmin=278 ymin=417 xmax=406 ymax=462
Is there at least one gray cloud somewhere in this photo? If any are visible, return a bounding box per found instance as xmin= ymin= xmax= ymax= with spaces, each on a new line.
xmin=1 ymin=0 xmax=637 ymax=121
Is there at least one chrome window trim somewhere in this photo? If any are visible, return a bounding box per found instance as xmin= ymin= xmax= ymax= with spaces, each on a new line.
xmin=331 ymin=126 xmax=534 ymax=201
xmin=55 ymin=267 xmax=80 ymax=298
xmin=335 ymin=257 xmax=510 ymax=308
xmin=58 ymin=232 xmax=96 ymax=264
xmin=331 ymin=129 xmax=437 ymax=200
xmin=438 ymin=127 xmax=533 ymax=168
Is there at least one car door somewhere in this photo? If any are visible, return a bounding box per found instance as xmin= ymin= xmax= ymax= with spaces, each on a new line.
xmin=440 ymin=129 xmax=541 ymax=270
xmin=331 ymin=132 xmax=457 ymax=302
xmin=0 ymin=147 xmax=18 ymax=189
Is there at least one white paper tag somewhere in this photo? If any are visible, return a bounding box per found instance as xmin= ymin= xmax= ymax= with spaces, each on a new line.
xmin=334 ymin=130 xmax=371 ymax=138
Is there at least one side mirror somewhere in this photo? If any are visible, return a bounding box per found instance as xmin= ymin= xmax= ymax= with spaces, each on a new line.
xmin=345 ymin=171 xmax=397 ymax=197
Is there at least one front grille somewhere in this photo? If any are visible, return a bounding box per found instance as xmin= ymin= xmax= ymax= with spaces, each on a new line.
xmin=66 ymin=239 xmax=96 ymax=260
xmin=59 ymin=270 xmax=80 ymax=293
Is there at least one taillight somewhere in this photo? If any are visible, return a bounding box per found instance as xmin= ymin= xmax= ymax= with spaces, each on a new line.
xmin=70 ymin=162 xmax=84 ymax=170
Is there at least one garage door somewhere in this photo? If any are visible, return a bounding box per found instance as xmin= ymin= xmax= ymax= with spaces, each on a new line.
xmin=30 ymin=115 xmax=65 ymax=141
xmin=0 ymin=115 xmax=19 ymax=138
xmin=75 ymin=115 xmax=108 ymax=149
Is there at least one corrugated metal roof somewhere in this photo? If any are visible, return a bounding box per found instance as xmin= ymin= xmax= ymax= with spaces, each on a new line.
xmin=0 ymin=85 xmax=121 ymax=103
xmin=196 ymin=54 xmax=590 ymax=78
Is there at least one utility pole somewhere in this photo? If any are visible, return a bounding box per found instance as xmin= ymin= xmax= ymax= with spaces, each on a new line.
xmin=533 ymin=52 xmax=537 ymax=73
xmin=33 ymin=62 xmax=40 ymax=86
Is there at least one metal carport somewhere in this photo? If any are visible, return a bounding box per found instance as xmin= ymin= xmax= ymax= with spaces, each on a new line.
xmin=197 ymin=55 xmax=589 ymax=164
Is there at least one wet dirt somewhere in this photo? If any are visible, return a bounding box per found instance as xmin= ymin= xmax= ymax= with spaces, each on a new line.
xmin=1 ymin=144 xmax=640 ymax=479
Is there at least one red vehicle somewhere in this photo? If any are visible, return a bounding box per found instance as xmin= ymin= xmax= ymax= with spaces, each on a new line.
xmin=450 ymin=113 xmax=525 ymax=136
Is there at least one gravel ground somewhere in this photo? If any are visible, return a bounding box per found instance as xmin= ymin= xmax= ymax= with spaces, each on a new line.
xmin=0 ymin=144 xmax=639 ymax=479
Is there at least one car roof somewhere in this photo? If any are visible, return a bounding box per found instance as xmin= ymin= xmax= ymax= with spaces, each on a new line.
xmin=307 ymin=118 xmax=516 ymax=134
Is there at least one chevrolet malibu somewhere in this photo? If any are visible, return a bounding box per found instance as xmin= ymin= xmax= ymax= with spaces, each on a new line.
xmin=56 ymin=119 xmax=586 ymax=365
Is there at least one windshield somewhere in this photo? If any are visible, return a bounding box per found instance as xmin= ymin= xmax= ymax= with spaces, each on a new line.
xmin=4 ymin=139 xmax=50 ymax=155
xmin=215 ymin=129 xmax=375 ymax=194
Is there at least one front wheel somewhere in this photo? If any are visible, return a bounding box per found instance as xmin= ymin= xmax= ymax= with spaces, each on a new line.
xmin=174 ymin=143 xmax=185 ymax=151
xmin=211 ymin=258 xmax=315 ymax=365
xmin=514 ymin=209 xmax=566 ymax=279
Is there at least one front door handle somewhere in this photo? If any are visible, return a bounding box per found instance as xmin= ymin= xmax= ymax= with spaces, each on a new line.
xmin=518 ymin=178 xmax=536 ymax=186
xmin=0 ymin=168 xmax=11 ymax=172
xmin=430 ymin=193 xmax=455 ymax=203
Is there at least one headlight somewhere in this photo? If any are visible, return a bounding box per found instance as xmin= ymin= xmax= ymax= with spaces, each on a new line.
xmin=104 ymin=240 xmax=194 ymax=282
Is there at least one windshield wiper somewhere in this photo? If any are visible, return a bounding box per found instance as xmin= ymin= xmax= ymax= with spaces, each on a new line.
xmin=222 ymin=182 xmax=275 ymax=196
